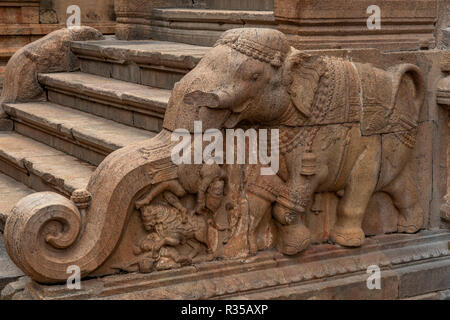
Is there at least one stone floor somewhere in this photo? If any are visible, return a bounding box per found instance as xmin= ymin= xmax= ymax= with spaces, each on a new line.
xmin=0 ymin=233 xmax=23 ymax=290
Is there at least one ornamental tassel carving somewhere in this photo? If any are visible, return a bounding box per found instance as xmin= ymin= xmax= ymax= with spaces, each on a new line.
xmin=300 ymin=152 xmax=317 ymax=176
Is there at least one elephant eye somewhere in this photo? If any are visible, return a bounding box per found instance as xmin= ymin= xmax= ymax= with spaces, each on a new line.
xmin=252 ymin=73 xmax=260 ymax=82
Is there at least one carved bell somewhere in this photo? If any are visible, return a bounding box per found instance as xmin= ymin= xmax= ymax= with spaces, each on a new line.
xmin=300 ymin=152 xmax=317 ymax=176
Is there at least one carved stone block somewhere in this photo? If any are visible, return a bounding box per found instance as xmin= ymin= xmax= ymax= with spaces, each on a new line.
xmin=275 ymin=0 xmax=438 ymax=51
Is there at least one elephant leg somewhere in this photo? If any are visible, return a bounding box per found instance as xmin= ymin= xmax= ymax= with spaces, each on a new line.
xmin=330 ymin=139 xmax=381 ymax=247
xmin=383 ymin=164 xmax=424 ymax=233
xmin=248 ymin=193 xmax=271 ymax=254
xmin=220 ymin=197 xmax=251 ymax=259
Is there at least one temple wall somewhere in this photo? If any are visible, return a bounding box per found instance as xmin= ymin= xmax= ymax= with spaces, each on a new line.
xmin=39 ymin=0 xmax=115 ymax=25
xmin=274 ymin=0 xmax=439 ymax=51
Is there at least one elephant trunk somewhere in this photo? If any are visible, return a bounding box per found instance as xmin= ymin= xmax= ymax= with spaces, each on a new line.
xmin=183 ymin=90 xmax=235 ymax=110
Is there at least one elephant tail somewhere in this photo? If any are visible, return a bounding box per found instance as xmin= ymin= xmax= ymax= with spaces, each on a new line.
xmin=357 ymin=62 xmax=425 ymax=137
xmin=389 ymin=63 xmax=426 ymax=127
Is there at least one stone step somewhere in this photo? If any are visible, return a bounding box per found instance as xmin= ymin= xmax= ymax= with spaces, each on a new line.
xmin=204 ymin=0 xmax=273 ymax=10
xmin=150 ymin=9 xmax=276 ymax=46
xmin=0 ymin=132 xmax=95 ymax=198
xmin=3 ymin=102 xmax=156 ymax=166
xmin=38 ymin=72 xmax=171 ymax=132
xmin=71 ymin=39 xmax=209 ymax=90
xmin=152 ymin=8 xmax=275 ymax=24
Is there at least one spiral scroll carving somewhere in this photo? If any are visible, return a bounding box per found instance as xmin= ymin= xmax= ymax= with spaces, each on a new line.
xmin=4 ymin=130 xmax=176 ymax=283
xmin=4 ymin=192 xmax=82 ymax=283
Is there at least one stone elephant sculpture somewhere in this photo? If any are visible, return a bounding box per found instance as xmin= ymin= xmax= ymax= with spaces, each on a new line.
xmin=164 ymin=28 xmax=426 ymax=252
xmin=3 ymin=27 xmax=427 ymax=284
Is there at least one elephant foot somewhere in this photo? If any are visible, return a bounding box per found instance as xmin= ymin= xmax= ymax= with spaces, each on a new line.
xmin=398 ymin=204 xmax=423 ymax=233
xmin=330 ymin=226 xmax=365 ymax=247
xmin=219 ymin=235 xmax=249 ymax=259
xmin=276 ymin=223 xmax=311 ymax=255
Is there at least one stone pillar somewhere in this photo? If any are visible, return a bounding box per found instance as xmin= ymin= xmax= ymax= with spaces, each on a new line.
xmin=274 ymin=0 xmax=439 ymax=51
xmin=0 ymin=0 xmax=40 ymax=24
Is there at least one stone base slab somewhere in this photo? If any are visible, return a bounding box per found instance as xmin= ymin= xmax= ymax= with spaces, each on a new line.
xmin=14 ymin=230 xmax=450 ymax=300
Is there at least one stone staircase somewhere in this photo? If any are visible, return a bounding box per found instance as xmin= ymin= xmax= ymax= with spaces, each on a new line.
xmin=0 ymin=2 xmax=277 ymax=288
xmin=0 ymin=37 xmax=210 ymax=210
xmin=149 ymin=8 xmax=275 ymax=46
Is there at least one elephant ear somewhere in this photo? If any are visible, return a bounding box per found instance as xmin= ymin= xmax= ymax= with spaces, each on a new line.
xmin=285 ymin=51 xmax=322 ymax=119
